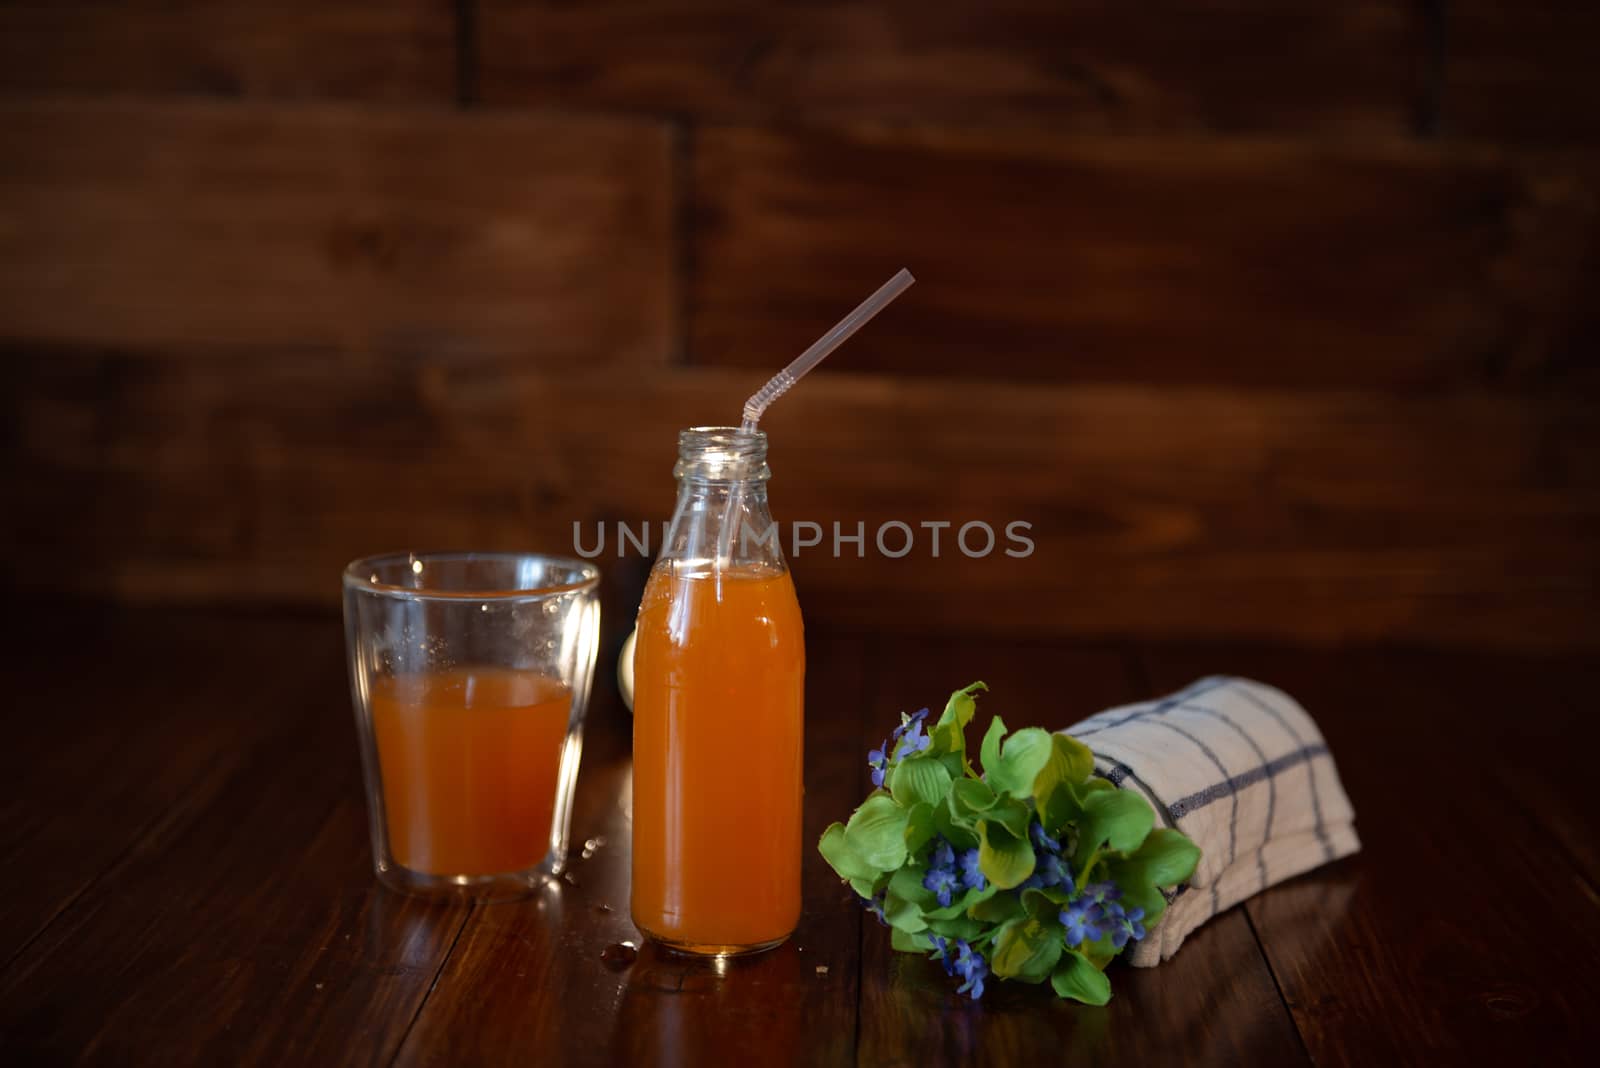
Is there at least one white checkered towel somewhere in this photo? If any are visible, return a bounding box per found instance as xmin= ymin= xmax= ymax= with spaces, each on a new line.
xmin=1060 ymin=676 xmax=1360 ymax=967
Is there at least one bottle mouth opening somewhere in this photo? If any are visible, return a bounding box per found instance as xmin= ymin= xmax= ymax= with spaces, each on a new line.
xmin=680 ymin=425 xmax=765 ymax=448
xmin=676 ymin=426 xmax=770 ymax=481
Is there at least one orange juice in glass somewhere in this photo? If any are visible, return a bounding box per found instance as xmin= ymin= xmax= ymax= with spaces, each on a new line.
xmin=632 ymin=427 xmax=805 ymax=954
xmin=343 ymin=552 xmax=600 ymax=902
xmin=370 ymin=667 xmax=571 ymax=876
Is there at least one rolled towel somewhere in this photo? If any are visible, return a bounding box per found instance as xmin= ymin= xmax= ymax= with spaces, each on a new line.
xmin=1060 ymin=676 xmax=1360 ymax=967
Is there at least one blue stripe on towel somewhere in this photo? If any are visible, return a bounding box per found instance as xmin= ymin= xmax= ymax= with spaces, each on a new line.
xmin=1150 ymin=717 xmax=1237 ymax=915
xmin=1179 ymin=701 xmax=1275 ymax=891
xmin=1233 ymin=687 xmax=1334 ymax=861
xmin=1166 ymin=744 xmax=1329 ymax=818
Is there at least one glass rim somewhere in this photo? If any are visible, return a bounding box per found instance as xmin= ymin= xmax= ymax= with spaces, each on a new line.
xmin=342 ymin=550 xmax=600 ymax=602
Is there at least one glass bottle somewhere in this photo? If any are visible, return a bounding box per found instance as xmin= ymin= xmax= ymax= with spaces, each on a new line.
xmin=631 ymin=426 xmax=805 ymax=954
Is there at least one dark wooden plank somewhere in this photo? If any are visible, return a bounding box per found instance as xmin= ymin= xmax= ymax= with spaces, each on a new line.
xmin=1422 ymin=651 xmax=1600 ymax=887
xmin=0 ymin=98 xmax=673 ymax=365
xmin=0 ymin=2 xmax=454 ymax=101
xmin=1444 ymin=2 xmax=1600 ymax=144
xmin=6 ymin=356 xmax=1595 ymax=651
xmin=391 ymin=632 xmax=866 ymax=1066
xmin=857 ymin=636 xmax=1308 ymax=1065
xmin=479 ymin=1 xmax=1421 ymax=136
xmin=0 ymin=610 xmax=470 ymax=1065
xmin=1141 ymin=643 xmax=1600 ymax=1065
xmin=0 ymin=604 xmax=326 ymax=968
xmin=689 ymin=125 xmax=1599 ymax=388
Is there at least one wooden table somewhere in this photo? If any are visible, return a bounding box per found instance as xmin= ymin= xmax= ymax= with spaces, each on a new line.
xmin=2 ymin=603 xmax=1595 ymax=1065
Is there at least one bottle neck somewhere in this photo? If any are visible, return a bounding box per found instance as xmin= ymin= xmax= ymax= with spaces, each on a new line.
xmin=660 ymin=427 xmax=784 ymax=572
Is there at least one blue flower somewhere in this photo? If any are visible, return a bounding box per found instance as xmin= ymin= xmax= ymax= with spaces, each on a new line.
xmin=1029 ymin=820 xmax=1062 ymax=854
xmin=958 ymin=848 xmax=986 ymax=891
xmin=952 ymin=939 xmax=988 ymax=999
xmin=1082 ymin=881 xmax=1122 ymax=905
xmin=930 ymin=935 xmax=955 ymax=975
xmin=1060 ymin=902 xmax=1104 ymax=947
xmin=857 ymin=892 xmax=888 ymax=926
xmin=922 ymin=867 xmax=958 ymax=908
xmin=867 ymin=740 xmax=890 ymax=788
xmin=869 ymin=709 xmax=932 ymax=787
xmin=1107 ymin=904 xmax=1146 ymax=949
xmin=892 ymin=708 xmax=930 ymax=743
xmin=1102 ymin=902 xmax=1130 ymax=947
xmin=892 ymin=720 xmax=932 ymax=760
xmin=922 ymin=838 xmax=961 ymax=907
xmin=1020 ymin=852 xmax=1074 ymax=893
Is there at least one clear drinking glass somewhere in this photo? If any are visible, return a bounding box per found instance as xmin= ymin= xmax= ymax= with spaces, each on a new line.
xmin=343 ymin=552 xmax=600 ymax=902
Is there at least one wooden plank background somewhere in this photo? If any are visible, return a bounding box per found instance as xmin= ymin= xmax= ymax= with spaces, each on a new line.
xmin=688 ymin=126 xmax=1596 ymax=387
xmin=0 ymin=2 xmax=454 ymax=101
xmin=0 ymin=99 xmax=673 ymax=364
xmin=476 ymin=1 xmax=1425 ymax=135
xmin=1 ymin=2 xmax=1596 ymax=650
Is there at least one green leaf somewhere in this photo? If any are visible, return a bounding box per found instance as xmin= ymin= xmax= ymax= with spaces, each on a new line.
xmin=882 ymin=892 xmax=929 ymax=933
xmin=991 ymin=918 xmax=1064 ymax=983
xmin=890 ymin=755 xmax=953 ymax=810
xmin=977 ymin=820 xmax=1036 ymax=890
xmin=1104 ymin=832 xmax=1197 ymax=933
xmin=1042 ymin=780 xmax=1084 ymax=831
xmin=931 ymin=681 xmax=986 ymax=756
xmin=891 ymin=927 xmax=933 ymax=953
xmin=1020 ymin=887 xmax=1069 ymax=921
xmin=925 ymin=914 xmax=985 ymax=942
xmin=924 ymin=882 xmax=1000 ymax=920
xmin=949 ymin=777 xmax=996 ymax=821
xmin=1056 ymin=733 xmax=1096 ymax=784
xmin=848 ymin=876 xmax=880 ymax=900
xmin=1051 ymin=951 xmax=1112 ymax=1005
xmin=1033 ymin=733 xmax=1096 ymax=816
xmin=969 ymin=892 xmax=1026 ymax=925
xmin=819 ymin=822 xmax=880 ymax=882
xmin=1094 ymin=788 xmax=1156 ymax=853
xmin=985 ymin=795 xmax=1032 ymax=841
xmin=888 ymin=864 xmax=936 ymax=907
xmin=1073 ymin=788 xmax=1155 ymax=875
xmin=986 ymin=726 xmax=1054 ymax=799
xmin=1126 ymin=828 xmax=1202 ymax=887
xmin=979 ymin=716 xmax=1007 ymax=780
xmin=1082 ymin=928 xmax=1122 ymax=962
xmin=845 ymin=794 xmax=911 ymax=871
xmin=932 ymin=799 xmax=980 ymax=850
xmin=903 ymin=801 xmax=937 ymax=854
xmin=1043 ymin=770 xmax=1113 ymax=831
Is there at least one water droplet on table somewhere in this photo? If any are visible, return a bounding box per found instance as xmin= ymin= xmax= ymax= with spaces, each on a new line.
xmin=601 ymin=942 xmax=638 ymax=971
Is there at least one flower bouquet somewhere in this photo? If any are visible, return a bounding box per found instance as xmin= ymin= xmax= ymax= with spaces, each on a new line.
xmin=818 ymin=683 xmax=1201 ymax=1004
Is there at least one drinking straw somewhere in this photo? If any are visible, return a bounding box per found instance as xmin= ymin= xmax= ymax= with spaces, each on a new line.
xmin=738 ymin=268 xmax=915 ymax=432
xmin=712 ymin=268 xmax=914 ymax=594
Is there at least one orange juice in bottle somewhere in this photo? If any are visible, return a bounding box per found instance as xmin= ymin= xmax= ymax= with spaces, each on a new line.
xmin=632 ymin=427 xmax=805 ymax=954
